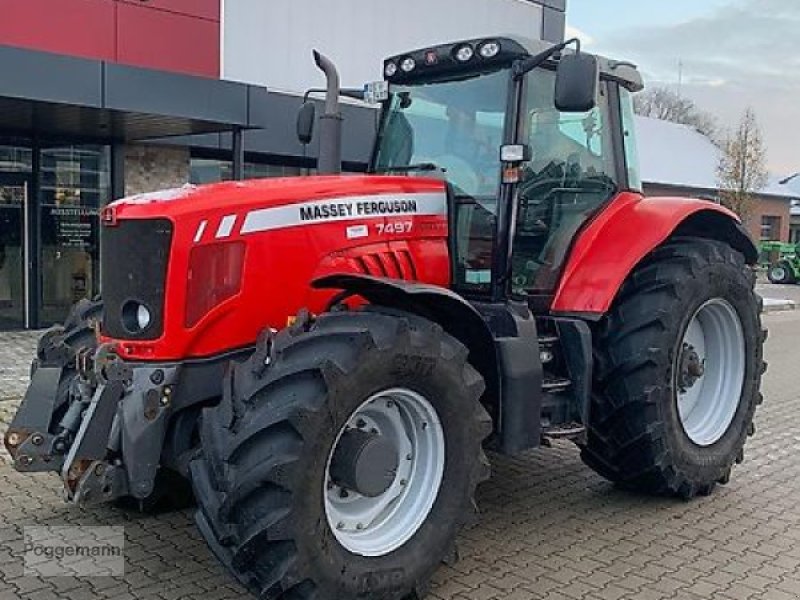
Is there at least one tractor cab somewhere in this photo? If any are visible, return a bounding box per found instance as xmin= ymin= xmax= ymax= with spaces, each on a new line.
xmin=372 ymin=36 xmax=643 ymax=305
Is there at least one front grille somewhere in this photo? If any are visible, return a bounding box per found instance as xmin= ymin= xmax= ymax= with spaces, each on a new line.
xmin=101 ymin=218 xmax=173 ymax=340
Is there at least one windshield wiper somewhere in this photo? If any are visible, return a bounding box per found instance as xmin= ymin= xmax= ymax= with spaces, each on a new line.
xmin=379 ymin=163 xmax=446 ymax=173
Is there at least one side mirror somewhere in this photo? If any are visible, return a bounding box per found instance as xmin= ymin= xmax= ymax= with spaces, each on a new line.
xmin=555 ymin=53 xmax=599 ymax=113
xmin=296 ymin=102 xmax=316 ymax=145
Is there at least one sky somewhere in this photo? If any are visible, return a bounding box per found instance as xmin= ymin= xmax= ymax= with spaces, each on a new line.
xmin=566 ymin=0 xmax=800 ymax=178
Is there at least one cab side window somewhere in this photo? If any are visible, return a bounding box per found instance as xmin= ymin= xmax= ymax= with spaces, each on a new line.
xmin=512 ymin=72 xmax=618 ymax=296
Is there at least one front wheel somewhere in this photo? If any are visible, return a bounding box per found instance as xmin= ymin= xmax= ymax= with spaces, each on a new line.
xmin=768 ymin=261 xmax=796 ymax=284
xmin=191 ymin=309 xmax=491 ymax=599
xmin=582 ymin=238 xmax=765 ymax=498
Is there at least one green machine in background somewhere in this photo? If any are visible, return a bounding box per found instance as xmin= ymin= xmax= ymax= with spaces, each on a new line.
xmin=761 ymin=241 xmax=800 ymax=284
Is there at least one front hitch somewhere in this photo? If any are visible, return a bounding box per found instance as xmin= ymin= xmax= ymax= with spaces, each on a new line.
xmin=4 ymin=343 xmax=131 ymax=500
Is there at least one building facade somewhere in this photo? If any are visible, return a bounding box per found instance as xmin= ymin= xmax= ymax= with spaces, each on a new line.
xmin=0 ymin=0 xmax=565 ymax=330
xmin=636 ymin=116 xmax=797 ymax=246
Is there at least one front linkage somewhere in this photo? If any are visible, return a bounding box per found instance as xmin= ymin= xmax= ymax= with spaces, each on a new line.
xmin=4 ymin=334 xmax=184 ymax=506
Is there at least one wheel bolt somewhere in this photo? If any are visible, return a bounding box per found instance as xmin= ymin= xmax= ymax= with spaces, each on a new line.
xmin=6 ymin=432 xmax=21 ymax=447
xmin=336 ymin=522 xmax=344 ymax=530
xmin=356 ymin=419 xmax=366 ymax=429
xmin=400 ymin=479 xmax=407 ymax=486
xmin=356 ymin=523 xmax=364 ymax=530
xmin=339 ymin=489 xmax=349 ymax=498
xmin=31 ymin=434 xmax=44 ymax=446
xmin=387 ymin=400 xmax=394 ymax=408
xmin=406 ymin=453 xmax=413 ymax=461
xmin=422 ymin=422 xmax=428 ymax=430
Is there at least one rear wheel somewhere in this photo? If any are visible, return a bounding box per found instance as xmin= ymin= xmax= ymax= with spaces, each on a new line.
xmin=768 ymin=261 xmax=795 ymax=284
xmin=191 ymin=309 xmax=491 ymax=600
xmin=581 ymin=239 xmax=764 ymax=498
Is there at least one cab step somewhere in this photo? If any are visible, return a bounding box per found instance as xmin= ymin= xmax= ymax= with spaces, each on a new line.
xmin=542 ymin=377 xmax=571 ymax=392
xmin=541 ymin=422 xmax=586 ymax=445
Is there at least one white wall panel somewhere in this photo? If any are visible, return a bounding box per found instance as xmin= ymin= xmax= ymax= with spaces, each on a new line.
xmin=223 ymin=0 xmax=543 ymax=92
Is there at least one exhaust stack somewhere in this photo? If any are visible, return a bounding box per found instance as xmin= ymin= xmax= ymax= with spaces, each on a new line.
xmin=313 ymin=50 xmax=343 ymax=175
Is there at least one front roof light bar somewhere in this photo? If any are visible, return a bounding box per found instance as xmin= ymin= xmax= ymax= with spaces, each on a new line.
xmin=383 ymin=37 xmax=529 ymax=84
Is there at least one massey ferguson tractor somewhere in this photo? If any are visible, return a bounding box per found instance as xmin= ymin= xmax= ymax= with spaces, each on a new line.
xmin=4 ymin=36 xmax=764 ymax=599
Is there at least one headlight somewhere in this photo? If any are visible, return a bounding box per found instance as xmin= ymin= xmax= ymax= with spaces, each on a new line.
xmin=479 ymin=41 xmax=500 ymax=59
xmin=454 ymin=44 xmax=474 ymax=62
xmin=400 ymin=57 xmax=416 ymax=73
xmin=384 ymin=62 xmax=397 ymax=77
xmin=137 ymin=304 xmax=151 ymax=330
xmin=122 ymin=300 xmax=152 ymax=333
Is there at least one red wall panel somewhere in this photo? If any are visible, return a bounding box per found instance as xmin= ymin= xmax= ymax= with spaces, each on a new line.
xmin=0 ymin=0 xmax=220 ymax=78
xmin=116 ymin=2 xmax=220 ymax=78
xmin=0 ymin=0 xmax=116 ymax=62
xmin=117 ymin=0 xmax=220 ymax=22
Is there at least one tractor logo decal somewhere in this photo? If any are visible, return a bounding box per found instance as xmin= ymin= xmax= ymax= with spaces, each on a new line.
xmin=239 ymin=192 xmax=447 ymax=235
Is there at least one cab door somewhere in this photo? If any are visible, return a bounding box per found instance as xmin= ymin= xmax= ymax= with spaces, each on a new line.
xmin=510 ymin=72 xmax=622 ymax=305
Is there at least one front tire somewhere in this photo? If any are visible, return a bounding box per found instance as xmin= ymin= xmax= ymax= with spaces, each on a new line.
xmin=768 ymin=261 xmax=795 ymax=284
xmin=191 ymin=309 xmax=491 ymax=600
xmin=581 ymin=239 xmax=765 ymax=498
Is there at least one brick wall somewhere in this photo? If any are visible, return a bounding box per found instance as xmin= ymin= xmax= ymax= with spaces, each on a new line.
xmin=123 ymin=145 xmax=190 ymax=196
xmin=743 ymin=195 xmax=791 ymax=243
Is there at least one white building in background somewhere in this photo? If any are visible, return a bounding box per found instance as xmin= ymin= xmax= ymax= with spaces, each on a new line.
xmin=223 ymin=0 xmax=566 ymax=91
xmin=636 ymin=116 xmax=798 ymax=243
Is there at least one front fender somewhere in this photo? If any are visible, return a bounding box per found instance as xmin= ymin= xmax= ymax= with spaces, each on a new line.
xmin=551 ymin=192 xmax=757 ymax=316
xmin=312 ymin=274 xmax=499 ymax=407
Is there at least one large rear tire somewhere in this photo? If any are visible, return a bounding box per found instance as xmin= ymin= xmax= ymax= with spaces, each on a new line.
xmin=191 ymin=309 xmax=491 ymax=600
xmin=581 ymin=239 xmax=765 ymax=498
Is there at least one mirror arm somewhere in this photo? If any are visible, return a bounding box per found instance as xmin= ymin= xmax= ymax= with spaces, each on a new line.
xmin=512 ymin=37 xmax=581 ymax=80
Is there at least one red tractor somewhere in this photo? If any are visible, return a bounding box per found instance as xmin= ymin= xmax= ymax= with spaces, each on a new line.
xmin=5 ymin=36 xmax=764 ymax=599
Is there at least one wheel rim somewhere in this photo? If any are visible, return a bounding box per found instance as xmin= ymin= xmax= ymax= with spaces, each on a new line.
xmin=324 ymin=388 xmax=445 ymax=557
xmin=676 ymin=298 xmax=746 ymax=446
xmin=772 ymin=267 xmax=786 ymax=281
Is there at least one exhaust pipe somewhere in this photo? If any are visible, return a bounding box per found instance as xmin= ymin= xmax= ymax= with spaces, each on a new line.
xmin=312 ymin=50 xmax=343 ymax=175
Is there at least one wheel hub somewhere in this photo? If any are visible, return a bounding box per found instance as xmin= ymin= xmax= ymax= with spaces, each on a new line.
xmin=676 ymin=298 xmax=746 ymax=447
xmin=678 ymin=343 xmax=705 ymax=392
xmin=329 ymin=429 xmax=399 ymax=498
xmin=323 ymin=388 xmax=445 ymax=557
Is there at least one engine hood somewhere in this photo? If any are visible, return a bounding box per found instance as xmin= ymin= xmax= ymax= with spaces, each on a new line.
xmin=105 ymin=175 xmax=447 ymax=222
xmin=100 ymin=174 xmax=452 ymax=361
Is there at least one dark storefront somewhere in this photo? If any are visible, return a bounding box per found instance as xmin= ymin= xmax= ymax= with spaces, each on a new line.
xmin=0 ymin=143 xmax=108 ymax=329
xmin=0 ymin=45 xmax=267 ymax=330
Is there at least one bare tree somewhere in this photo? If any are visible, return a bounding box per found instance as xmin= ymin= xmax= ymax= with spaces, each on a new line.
xmin=717 ymin=108 xmax=768 ymax=221
xmin=634 ymin=86 xmax=718 ymax=140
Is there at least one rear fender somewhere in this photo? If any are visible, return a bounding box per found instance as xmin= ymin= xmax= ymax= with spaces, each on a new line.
xmin=312 ymin=274 xmax=500 ymax=420
xmin=551 ymin=193 xmax=758 ymax=316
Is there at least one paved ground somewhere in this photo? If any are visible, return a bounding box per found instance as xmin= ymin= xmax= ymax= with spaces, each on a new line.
xmin=1 ymin=307 xmax=800 ymax=600
xmin=757 ymin=281 xmax=800 ymax=308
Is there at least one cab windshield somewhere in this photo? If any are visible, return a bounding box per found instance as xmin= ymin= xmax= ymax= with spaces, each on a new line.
xmin=373 ymin=70 xmax=509 ymax=199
